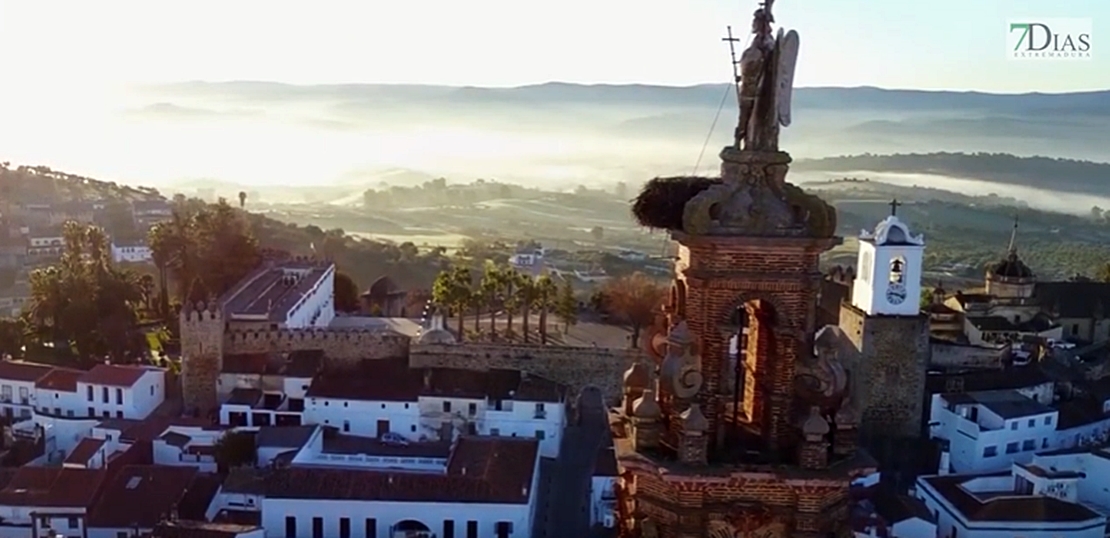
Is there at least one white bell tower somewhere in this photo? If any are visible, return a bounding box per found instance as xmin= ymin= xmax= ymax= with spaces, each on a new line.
xmin=850 ymin=200 xmax=925 ymax=316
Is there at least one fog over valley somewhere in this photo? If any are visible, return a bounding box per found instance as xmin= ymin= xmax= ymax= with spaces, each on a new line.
xmin=1 ymin=81 xmax=1108 ymax=214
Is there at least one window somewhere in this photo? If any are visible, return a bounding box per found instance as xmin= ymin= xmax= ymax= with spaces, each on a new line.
xmin=1022 ymin=439 xmax=1035 ymax=451
xmin=102 ymin=386 xmax=109 ymax=403
xmin=365 ymin=518 xmax=377 ymax=538
xmin=1005 ymin=442 xmax=1019 ymax=454
xmin=312 ymin=517 xmax=323 ymax=538
xmin=468 ymin=402 xmax=477 ymax=415
xmin=343 ymin=420 xmax=350 ymax=432
xmin=1027 ymin=419 xmax=1035 ymax=428
xmin=87 ymin=386 xmax=94 ymax=401
xmin=496 ymin=521 xmax=513 ymax=538
xmin=535 ymin=402 xmax=546 ymax=418
xmin=535 ymin=430 xmax=546 ymax=440
xmin=982 ymin=445 xmax=997 ymax=457
xmin=443 ymin=401 xmax=452 ymax=413
xmin=116 ymin=410 xmax=123 ymax=418
xmin=1044 ymin=416 xmax=1053 ymax=426
xmin=491 ymin=428 xmax=501 ymax=436
xmin=466 ymin=520 xmax=478 ymax=538
xmin=285 ymin=516 xmax=296 ymax=538
xmin=444 ymin=520 xmax=455 ymax=538
xmin=68 ymin=517 xmax=79 ymax=529
xmin=1042 ymin=438 xmax=1049 ymax=449
xmin=66 ymin=410 xmax=74 ymax=417
xmin=411 ymin=424 xmax=417 ymax=432
xmin=1010 ymin=421 xmax=1018 ymax=430
xmin=118 ymin=532 xmax=128 ymax=538
xmin=150 ymin=385 xmax=154 ymax=396
xmin=87 ymin=407 xmax=94 ymax=418
xmin=116 ymin=388 xmax=123 ymax=405
xmin=339 ymin=517 xmax=350 ymax=538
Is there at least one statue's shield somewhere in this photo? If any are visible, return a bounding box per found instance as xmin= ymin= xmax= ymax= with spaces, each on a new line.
xmin=776 ymin=29 xmax=800 ymax=127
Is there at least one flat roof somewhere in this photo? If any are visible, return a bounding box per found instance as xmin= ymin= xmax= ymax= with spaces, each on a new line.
xmin=222 ymin=261 xmax=331 ymax=322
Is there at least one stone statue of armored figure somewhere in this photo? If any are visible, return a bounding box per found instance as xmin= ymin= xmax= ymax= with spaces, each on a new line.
xmin=659 ymin=321 xmax=704 ymax=400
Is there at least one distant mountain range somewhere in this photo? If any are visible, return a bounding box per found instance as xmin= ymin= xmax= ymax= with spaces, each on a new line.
xmin=139 ymin=82 xmax=1110 ymax=167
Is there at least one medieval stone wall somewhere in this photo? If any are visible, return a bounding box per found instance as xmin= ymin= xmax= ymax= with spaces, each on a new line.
xmin=839 ymin=302 xmax=930 ymax=438
xmin=179 ymin=308 xmax=224 ymax=415
xmin=224 ymin=327 xmax=410 ymax=364
xmin=410 ymin=343 xmax=646 ymax=404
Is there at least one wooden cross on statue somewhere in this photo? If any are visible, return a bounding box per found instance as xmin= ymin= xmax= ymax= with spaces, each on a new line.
xmin=889 ymin=198 xmax=902 ymax=216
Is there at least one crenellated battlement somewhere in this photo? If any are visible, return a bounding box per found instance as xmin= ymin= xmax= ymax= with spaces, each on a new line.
xmin=224 ymin=326 xmax=410 ymax=362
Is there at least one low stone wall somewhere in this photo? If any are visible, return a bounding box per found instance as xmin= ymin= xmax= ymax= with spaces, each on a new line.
xmin=410 ymin=343 xmax=647 ymax=406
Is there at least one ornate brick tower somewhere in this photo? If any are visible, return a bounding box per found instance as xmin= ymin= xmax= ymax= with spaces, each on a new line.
xmin=615 ymin=3 xmax=874 ymax=537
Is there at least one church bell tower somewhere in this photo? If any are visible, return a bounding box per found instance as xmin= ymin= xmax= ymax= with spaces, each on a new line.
xmin=841 ymin=200 xmax=930 ymax=440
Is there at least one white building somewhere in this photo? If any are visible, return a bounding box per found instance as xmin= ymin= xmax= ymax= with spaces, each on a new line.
xmin=221 ymin=260 xmax=336 ymax=329
xmin=917 ymin=461 xmax=1108 ymax=538
xmin=262 ymin=435 xmax=541 ymax=538
xmin=77 ymin=364 xmax=166 ymax=420
xmin=275 ymin=358 xmax=568 ymax=459
xmin=589 ymin=435 xmax=619 ymax=530
xmin=0 ymin=360 xmax=52 ymax=421
xmin=110 ymin=241 xmax=153 ymax=263
xmin=930 ymin=389 xmax=1058 ymax=473
xmin=217 ymin=350 xmax=323 ymax=428
xmin=930 ymin=384 xmax=1110 ymax=474
xmin=89 ymin=415 xmax=225 ymax=472
xmin=851 ymin=213 xmax=926 ymax=317
xmin=25 ymin=231 xmax=64 ymax=258
xmin=509 ymin=247 xmax=545 ymax=277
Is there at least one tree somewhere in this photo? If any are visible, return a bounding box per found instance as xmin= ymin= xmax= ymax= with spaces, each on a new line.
xmin=238 ymin=191 xmax=247 ymax=209
xmin=334 ymin=271 xmax=361 ymax=313
xmin=1097 ymin=263 xmax=1110 ymax=283
xmin=214 ymin=431 xmax=257 ymax=472
xmin=602 ymin=273 xmax=666 ymax=346
xmin=26 ymin=221 xmax=145 ymax=362
xmin=501 ymin=268 xmax=522 ymax=336
xmin=431 ymin=265 xmax=472 ymax=340
xmin=535 ymin=275 xmax=558 ymax=344
xmin=148 ymin=200 xmax=260 ymax=311
xmin=555 ymin=279 xmax=578 ymax=334
xmin=480 ymin=261 xmax=502 ymax=336
xmin=515 ymin=275 xmax=542 ymax=344
xmin=0 ymin=318 xmax=26 ymax=359
xmin=590 ymin=226 xmax=604 ymax=241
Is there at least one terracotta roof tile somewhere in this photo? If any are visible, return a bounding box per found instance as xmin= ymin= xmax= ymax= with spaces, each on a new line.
xmin=34 ymin=367 xmax=83 ymax=392
xmin=64 ymin=437 xmax=107 ymax=466
xmin=87 ymin=465 xmax=199 ymax=528
xmin=0 ymin=467 xmax=106 ymax=507
xmin=265 ymin=436 xmax=539 ymax=504
xmin=0 ymin=360 xmax=53 ymax=383
xmin=80 ymin=364 xmax=154 ymax=387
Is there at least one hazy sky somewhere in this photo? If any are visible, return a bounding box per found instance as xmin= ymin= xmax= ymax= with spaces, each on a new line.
xmin=1 ymin=0 xmax=1106 ymax=94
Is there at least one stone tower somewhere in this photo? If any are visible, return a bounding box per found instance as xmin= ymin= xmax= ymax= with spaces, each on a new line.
xmin=839 ymin=209 xmax=930 ymax=439
xmin=179 ymin=298 xmax=224 ymax=417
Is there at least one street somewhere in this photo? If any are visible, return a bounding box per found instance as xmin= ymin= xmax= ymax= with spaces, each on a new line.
xmin=533 ymin=388 xmax=610 ymax=538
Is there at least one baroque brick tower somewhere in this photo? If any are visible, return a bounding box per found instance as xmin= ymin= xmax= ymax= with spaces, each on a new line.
xmin=615 ymin=3 xmax=874 ymax=537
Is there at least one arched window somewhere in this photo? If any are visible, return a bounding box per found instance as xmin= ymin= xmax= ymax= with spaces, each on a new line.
xmin=890 ymin=256 xmax=906 ymax=284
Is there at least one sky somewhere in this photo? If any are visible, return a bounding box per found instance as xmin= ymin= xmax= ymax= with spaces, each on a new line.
xmin=1 ymin=0 xmax=1106 ymax=95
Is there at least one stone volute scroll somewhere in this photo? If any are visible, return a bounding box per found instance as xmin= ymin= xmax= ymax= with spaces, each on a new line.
xmin=794 ymin=325 xmax=849 ymax=414
xmin=659 ymin=321 xmax=704 ymax=400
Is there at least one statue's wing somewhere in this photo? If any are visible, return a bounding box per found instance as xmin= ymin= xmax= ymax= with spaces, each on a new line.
xmin=775 ymin=29 xmax=800 ymax=127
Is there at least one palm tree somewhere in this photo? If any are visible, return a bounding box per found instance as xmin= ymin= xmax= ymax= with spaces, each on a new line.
xmin=502 ymin=268 xmax=522 ymax=337
xmin=480 ymin=261 xmax=502 ymax=337
xmin=238 ymin=191 xmax=247 ymax=209
xmin=431 ymin=265 xmax=472 ymax=341
xmin=535 ymin=275 xmax=558 ymax=344
xmin=515 ymin=275 xmax=541 ymax=344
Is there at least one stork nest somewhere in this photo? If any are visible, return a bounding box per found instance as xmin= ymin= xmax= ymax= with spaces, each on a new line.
xmin=631 ymin=176 xmax=721 ymax=231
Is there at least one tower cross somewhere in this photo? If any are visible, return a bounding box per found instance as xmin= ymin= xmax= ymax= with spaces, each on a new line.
xmin=722 ymin=26 xmax=743 ymax=109
xmin=889 ymin=198 xmax=902 ymax=216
